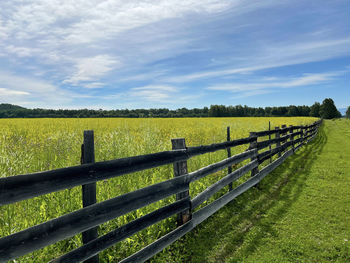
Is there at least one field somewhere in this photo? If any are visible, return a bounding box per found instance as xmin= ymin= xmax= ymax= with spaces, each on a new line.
xmin=0 ymin=117 xmax=317 ymax=262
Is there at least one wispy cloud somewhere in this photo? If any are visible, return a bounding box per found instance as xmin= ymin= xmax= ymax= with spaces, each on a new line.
xmin=207 ymin=70 xmax=348 ymax=98
xmin=5 ymin=45 xmax=39 ymax=57
xmin=164 ymin=38 xmax=350 ymax=83
xmin=129 ymin=85 xmax=179 ymax=103
xmin=106 ymin=85 xmax=204 ymax=108
xmin=0 ymin=88 xmax=30 ymax=96
xmin=64 ymin=55 xmax=120 ymax=85
xmin=0 ymin=0 xmax=231 ymax=48
xmin=82 ymin=82 xmax=106 ymax=89
xmin=0 ymin=71 xmax=76 ymax=107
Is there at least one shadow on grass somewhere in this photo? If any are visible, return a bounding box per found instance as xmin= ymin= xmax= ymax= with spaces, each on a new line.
xmin=165 ymin=124 xmax=328 ymax=263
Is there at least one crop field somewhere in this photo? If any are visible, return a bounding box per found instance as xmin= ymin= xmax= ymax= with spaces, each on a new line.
xmin=0 ymin=117 xmax=317 ymax=262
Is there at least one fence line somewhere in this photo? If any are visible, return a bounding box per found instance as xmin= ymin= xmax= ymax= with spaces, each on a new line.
xmin=0 ymin=119 xmax=322 ymax=262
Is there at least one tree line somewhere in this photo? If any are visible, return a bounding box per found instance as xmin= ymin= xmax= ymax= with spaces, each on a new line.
xmin=0 ymin=98 xmax=343 ymax=119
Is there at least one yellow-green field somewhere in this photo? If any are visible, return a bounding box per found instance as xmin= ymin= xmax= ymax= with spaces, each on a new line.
xmin=0 ymin=117 xmax=317 ymax=262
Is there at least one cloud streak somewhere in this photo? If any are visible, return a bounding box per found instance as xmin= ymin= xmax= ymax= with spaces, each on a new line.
xmin=164 ymin=38 xmax=350 ymax=83
xmin=207 ymin=70 xmax=349 ymax=98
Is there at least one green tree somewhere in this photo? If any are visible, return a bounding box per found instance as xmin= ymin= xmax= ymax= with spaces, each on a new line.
xmin=346 ymin=107 xmax=350 ymax=118
xmin=287 ymin=105 xmax=299 ymax=116
xmin=310 ymin=102 xmax=321 ymax=117
xmin=320 ymin=98 xmax=341 ymax=119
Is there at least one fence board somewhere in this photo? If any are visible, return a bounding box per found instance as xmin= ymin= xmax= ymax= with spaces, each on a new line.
xmin=51 ymin=197 xmax=191 ymax=263
xmin=0 ymin=175 xmax=189 ymax=262
xmin=192 ymin=160 xmax=258 ymax=209
xmin=0 ymin=137 xmax=255 ymax=206
xmin=120 ymin=221 xmax=194 ymax=263
xmin=0 ymin=150 xmax=188 ymax=205
xmin=258 ymin=140 xmax=292 ymax=163
xmin=257 ymin=131 xmax=302 ymax=150
xmin=186 ymin=136 xmax=255 ymax=154
xmin=188 ymin=149 xmax=257 ymax=182
xmin=255 ymin=125 xmax=304 ymax=137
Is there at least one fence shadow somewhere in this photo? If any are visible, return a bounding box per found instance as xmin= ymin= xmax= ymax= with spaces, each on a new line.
xmin=173 ymin=124 xmax=327 ymax=263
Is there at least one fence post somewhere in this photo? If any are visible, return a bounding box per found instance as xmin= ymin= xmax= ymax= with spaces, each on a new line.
xmin=81 ymin=130 xmax=99 ymax=263
xmin=281 ymin=124 xmax=287 ymax=154
xmin=269 ymin=121 xmax=272 ymax=163
xmin=249 ymin=132 xmax=259 ymax=177
xmin=171 ymin=138 xmax=191 ymax=226
xmin=275 ymin=127 xmax=281 ymax=157
xmin=227 ymin=127 xmax=233 ymax=191
xmin=300 ymin=126 xmax=304 ymax=145
xmin=281 ymin=124 xmax=286 ymax=132
xmin=289 ymin=125 xmax=295 ymax=152
xmin=306 ymin=125 xmax=310 ymax=140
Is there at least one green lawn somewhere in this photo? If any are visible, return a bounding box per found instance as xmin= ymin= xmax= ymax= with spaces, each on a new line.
xmin=153 ymin=119 xmax=350 ymax=263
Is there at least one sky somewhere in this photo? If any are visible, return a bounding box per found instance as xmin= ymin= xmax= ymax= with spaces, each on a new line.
xmin=0 ymin=0 xmax=349 ymax=110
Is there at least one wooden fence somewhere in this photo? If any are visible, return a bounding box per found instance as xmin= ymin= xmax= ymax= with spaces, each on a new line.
xmin=0 ymin=120 xmax=322 ymax=263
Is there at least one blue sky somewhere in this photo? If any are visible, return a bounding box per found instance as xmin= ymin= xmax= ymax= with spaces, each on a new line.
xmin=0 ymin=0 xmax=349 ymax=110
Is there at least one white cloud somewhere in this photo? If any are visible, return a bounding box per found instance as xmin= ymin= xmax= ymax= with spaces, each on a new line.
xmin=64 ymin=55 xmax=119 ymax=85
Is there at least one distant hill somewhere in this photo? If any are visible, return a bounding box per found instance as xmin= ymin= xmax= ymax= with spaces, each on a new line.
xmin=0 ymin=103 xmax=26 ymax=111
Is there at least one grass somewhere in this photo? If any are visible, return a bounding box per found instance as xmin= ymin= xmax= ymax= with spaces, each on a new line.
xmin=0 ymin=117 xmax=318 ymax=262
xmin=154 ymin=119 xmax=350 ymax=263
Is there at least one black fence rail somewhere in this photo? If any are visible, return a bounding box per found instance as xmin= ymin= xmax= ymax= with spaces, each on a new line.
xmin=0 ymin=119 xmax=322 ymax=263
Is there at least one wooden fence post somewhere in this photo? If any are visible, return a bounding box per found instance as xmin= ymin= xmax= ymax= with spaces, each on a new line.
xmin=227 ymin=127 xmax=233 ymax=191
xmin=269 ymin=121 xmax=272 ymax=163
xmin=275 ymin=127 xmax=281 ymax=157
xmin=300 ymin=126 xmax=304 ymax=145
xmin=171 ymin=138 xmax=191 ymax=226
xmin=249 ymin=132 xmax=259 ymax=177
xmin=81 ymin=130 xmax=99 ymax=263
xmin=289 ymin=125 xmax=295 ymax=151
xmin=281 ymin=124 xmax=287 ymax=154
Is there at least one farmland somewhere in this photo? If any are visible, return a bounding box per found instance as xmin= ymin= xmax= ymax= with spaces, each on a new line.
xmin=0 ymin=117 xmax=316 ymax=262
